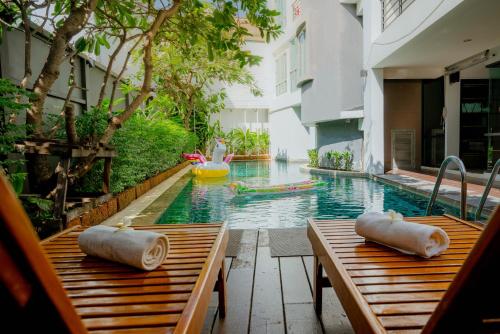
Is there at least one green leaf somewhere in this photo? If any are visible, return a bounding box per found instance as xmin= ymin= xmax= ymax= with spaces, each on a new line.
xmin=94 ymin=41 xmax=101 ymax=56
xmin=75 ymin=37 xmax=87 ymax=52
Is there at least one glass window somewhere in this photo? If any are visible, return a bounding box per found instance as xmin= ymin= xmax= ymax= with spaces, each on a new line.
xmin=297 ymin=28 xmax=306 ymax=79
xmin=290 ymin=39 xmax=298 ymax=92
xmin=275 ymin=0 xmax=287 ymax=29
xmin=275 ymin=52 xmax=288 ymax=96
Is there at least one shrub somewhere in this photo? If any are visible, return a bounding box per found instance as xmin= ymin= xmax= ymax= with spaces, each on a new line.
xmin=0 ymin=78 xmax=31 ymax=194
xmin=342 ymin=151 xmax=353 ymax=171
xmin=209 ymin=125 xmax=270 ymax=155
xmin=77 ymin=114 xmax=197 ymax=193
xmin=331 ymin=151 xmax=343 ymax=170
xmin=324 ymin=150 xmax=354 ymax=171
xmin=307 ymin=149 xmax=319 ymax=168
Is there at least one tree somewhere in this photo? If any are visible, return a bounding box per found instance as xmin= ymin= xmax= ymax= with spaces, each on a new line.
xmin=0 ymin=0 xmax=280 ymax=195
xmin=151 ymin=5 xmax=263 ymax=146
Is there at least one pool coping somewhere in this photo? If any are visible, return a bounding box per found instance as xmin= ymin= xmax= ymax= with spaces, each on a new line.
xmin=302 ymin=164 xmax=497 ymax=219
xmin=101 ymin=164 xmax=193 ymax=226
xmin=300 ymin=165 xmax=368 ymax=178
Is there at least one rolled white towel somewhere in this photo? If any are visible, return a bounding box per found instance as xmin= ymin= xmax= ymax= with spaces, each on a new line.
xmin=355 ymin=211 xmax=450 ymax=258
xmin=78 ymin=225 xmax=169 ymax=271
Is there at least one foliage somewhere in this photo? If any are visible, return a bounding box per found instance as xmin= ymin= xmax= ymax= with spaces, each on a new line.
xmin=324 ymin=150 xmax=354 ymax=171
xmin=1 ymin=0 xmax=281 ymax=195
xmin=308 ymin=149 xmax=319 ymax=168
xmin=21 ymin=196 xmax=59 ymax=239
xmin=342 ymin=151 xmax=354 ymax=171
xmin=77 ymin=113 xmax=197 ymax=193
xmin=206 ymin=123 xmax=270 ymax=156
xmin=0 ymin=78 xmax=31 ymax=193
xmin=152 ymin=2 xmax=266 ymax=146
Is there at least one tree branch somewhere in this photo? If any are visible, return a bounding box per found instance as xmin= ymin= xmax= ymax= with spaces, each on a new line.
xmin=96 ymin=34 xmax=126 ymax=107
xmin=68 ymin=1 xmax=182 ymax=182
xmin=27 ymin=0 xmax=98 ymax=138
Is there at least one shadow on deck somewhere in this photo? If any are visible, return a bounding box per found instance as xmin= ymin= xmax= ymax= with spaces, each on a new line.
xmin=203 ymin=229 xmax=354 ymax=334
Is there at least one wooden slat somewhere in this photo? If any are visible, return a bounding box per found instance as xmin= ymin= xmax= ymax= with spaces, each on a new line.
xmin=82 ymin=314 xmax=181 ymax=330
xmin=77 ymin=303 xmax=186 ymax=317
xmin=212 ymin=229 xmax=258 ymax=333
xmin=371 ymin=302 xmax=438 ymax=316
xmin=249 ymin=229 xmax=285 ymax=333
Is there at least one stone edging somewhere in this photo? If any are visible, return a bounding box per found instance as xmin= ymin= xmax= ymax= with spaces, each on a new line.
xmin=232 ymin=154 xmax=270 ymax=161
xmin=300 ymin=165 xmax=368 ymax=178
xmin=66 ymin=161 xmax=191 ymax=227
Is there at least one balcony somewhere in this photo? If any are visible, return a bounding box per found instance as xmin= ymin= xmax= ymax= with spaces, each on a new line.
xmin=382 ymin=0 xmax=416 ymax=30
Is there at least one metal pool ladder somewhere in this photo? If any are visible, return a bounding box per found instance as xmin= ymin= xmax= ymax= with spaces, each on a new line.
xmin=426 ymin=156 xmax=467 ymax=220
xmin=475 ymin=159 xmax=500 ymax=221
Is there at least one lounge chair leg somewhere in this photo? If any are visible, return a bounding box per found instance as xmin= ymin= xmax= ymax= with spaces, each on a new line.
xmin=313 ymin=255 xmax=323 ymax=315
xmin=217 ymin=260 xmax=227 ymax=318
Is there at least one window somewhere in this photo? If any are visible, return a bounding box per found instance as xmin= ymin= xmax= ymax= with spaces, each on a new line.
xmin=289 ymin=39 xmax=298 ymax=92
xmin=290 ymin=27 xmax=306 ymax=91
xmin=297 ymin=28 xmax=306 ymax=79
xmin=275 ymin=0 xmax=287 ymax=29
xmin=275 ymin=52 xmax=288 ymax=96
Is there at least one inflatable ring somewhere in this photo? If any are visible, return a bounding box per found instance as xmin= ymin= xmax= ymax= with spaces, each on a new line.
xmin=192 ymin=162 xmax=230 ymax=178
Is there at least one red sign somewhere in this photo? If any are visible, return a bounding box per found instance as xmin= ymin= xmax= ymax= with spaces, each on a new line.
xmin=292 ymin=0 xmax=302 ymax=20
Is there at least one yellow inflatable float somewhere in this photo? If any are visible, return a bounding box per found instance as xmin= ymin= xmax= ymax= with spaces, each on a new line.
xmin=184 ymin=139 xmax=233 ymax=178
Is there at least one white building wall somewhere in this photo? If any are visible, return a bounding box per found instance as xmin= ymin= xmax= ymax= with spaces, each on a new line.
xmin=211 ymin=40 xmax=273 ymax=133
xmin=223 ymin=41 xmax=274 ymax=109
xmin=361 ymin=0 xmax=385 ymax=174
xmin=368 ymin=0 xmax=464 ymax=68
xmin=269 ymin=107 xmax=315 ymax=161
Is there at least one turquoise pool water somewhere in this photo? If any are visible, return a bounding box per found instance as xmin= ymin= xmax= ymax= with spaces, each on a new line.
xmin=157 ymin=161 xmax=459 ymax=229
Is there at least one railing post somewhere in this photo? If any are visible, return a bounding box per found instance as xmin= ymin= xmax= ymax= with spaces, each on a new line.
xmin=426 ymin=156 xmax=468 ymax=220
xmin=475 ymin=159 xmax=500 ymax=221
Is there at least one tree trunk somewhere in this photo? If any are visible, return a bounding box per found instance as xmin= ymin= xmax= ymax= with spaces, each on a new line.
xmin=68 ymin=1 xmax=182 ymax=182
xmin=25 ymin=0 xmax=98 ymax=193
xmin=28 ymin=0 xmax=98 ymax=138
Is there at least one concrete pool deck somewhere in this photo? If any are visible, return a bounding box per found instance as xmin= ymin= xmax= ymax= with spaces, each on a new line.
xmin=375 ymin=169 xmax=500 ymax=219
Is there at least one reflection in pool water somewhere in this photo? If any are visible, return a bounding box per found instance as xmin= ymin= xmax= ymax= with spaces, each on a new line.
xmin=157 ymin=161 xmax=458 ymax=229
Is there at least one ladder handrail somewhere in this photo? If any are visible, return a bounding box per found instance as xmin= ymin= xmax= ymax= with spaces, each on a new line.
xmin=426 ymin=156 xmax=467 ymax=220
xmin=475 ymin=159 xmax=500 ymax=221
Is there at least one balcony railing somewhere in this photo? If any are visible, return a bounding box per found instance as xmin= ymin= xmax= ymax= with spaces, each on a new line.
xmin=382 ymin=0 xmax=416 ymax=30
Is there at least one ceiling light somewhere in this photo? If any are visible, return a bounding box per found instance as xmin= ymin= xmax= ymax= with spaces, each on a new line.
xmin=463 ymin=38 xmax=472 ymax=43
xmin=445 ymin=49 xmax=490 ymax=74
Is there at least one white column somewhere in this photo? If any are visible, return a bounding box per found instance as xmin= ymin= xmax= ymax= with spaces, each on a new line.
xmin=362 ymin=68 xmax=385 ymax=174
xmin=361 ymin=0 xmax=385 ymax=174
xmin=444 ymin=74 xmax=460 ymax=157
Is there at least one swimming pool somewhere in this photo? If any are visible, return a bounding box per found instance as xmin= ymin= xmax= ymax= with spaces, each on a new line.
xmin=157 ymin=161 xmax=459 ymax=229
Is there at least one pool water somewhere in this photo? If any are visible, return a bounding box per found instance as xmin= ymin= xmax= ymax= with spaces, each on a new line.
xmin=157 ymin=161 xmax=459 ymax=229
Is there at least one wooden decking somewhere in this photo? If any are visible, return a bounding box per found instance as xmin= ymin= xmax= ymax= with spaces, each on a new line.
xmin=203 ymin=229 xmax=354 ymax=334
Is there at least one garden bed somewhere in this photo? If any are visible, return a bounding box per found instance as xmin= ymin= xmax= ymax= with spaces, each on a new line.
xmin=66 ymin=161 xmax=191 ymax=228
xmin=300 ymin=165 xmax=368 ymax=178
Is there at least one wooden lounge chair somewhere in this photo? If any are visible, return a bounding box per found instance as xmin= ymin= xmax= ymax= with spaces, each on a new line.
xmin=308 ymin=209 xmax=500 ymax=333
xmin=0 ymin=173 xmax=228 ymax=333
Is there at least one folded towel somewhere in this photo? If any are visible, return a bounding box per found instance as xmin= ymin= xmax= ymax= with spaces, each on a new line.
xmin=355 ymin=211 xmax=450 ymax=258
xmin=78 ymin=225 xmax=169 ymax=271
